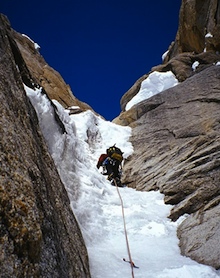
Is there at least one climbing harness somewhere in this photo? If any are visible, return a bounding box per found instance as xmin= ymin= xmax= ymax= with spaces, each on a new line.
xmin=113 ymin=178 xmax=137 ymax=278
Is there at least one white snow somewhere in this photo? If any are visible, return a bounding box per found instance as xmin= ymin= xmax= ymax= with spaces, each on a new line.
xmin=24 ymin=83 xmax=220 ymax=278
xmin=192 ymin=61 xmax=199 ymax=71
xmin=22 ymin=34 xmax=40 ymax=50
xmin=125 ymin=71 xmax=179 ymax=111
xmin=67 ymin=105 xmax=80 ymax=109
xmin=162 ymin=50 xmax=169 ymax=61
xmin=205 ymin=32 xmax=213 ymax=38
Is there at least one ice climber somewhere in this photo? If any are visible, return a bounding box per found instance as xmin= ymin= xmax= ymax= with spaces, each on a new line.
xmin=96 ymin=145 xmax=123 ymax=187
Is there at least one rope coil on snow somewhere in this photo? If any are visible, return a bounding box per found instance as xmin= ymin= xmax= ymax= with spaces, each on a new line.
xmin=113 ymin=179 xmax=135 ymax=278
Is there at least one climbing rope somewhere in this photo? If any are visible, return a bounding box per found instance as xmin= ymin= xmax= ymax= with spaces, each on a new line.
xmin=113 ymin=179 xmax=135 ymax=278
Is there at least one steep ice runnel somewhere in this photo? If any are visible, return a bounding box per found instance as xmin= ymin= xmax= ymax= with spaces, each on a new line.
xmin=25 ymin=85 xmax=219 ymax=278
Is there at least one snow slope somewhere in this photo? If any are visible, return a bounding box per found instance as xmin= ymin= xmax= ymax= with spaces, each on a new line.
xmin=125 ymin=71 xmax=179 ymax=111
xmin=25 ymin=84 xmax=220 ymax=278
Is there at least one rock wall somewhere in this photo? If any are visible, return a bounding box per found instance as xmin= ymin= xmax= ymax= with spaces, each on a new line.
xmin=165 ymin=0 xmax=220 ymax=61
xmin=0 ymin=14 xmax=90 ymax=277
xmin=115 ymin=0 xmax=220 ymax=270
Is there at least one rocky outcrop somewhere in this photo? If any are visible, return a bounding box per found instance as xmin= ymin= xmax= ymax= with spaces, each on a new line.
xmin=0 ymin=14 xmax=90 ymax=277
xmin=118 ymin=0 xmax=220 ymax=116
xmin=116 ymin=0 xmax=220 ymax=270
xmin=165 ymin=0 xmax=220 ymax=60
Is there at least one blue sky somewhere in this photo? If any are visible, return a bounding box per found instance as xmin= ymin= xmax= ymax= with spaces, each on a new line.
xmin=2 ymin=0 xmax=181 ymax=120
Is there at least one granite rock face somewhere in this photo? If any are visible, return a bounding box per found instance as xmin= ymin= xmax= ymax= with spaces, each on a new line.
xmin=168 ymin=0 xmax=220 ymax=59
xmin=121 ymin=65 xmax=220 ymax=215
xmin=115 ymin=0 xmax=220 ymax=270
xmin=0 ymin=14 xmax=90 ymax=278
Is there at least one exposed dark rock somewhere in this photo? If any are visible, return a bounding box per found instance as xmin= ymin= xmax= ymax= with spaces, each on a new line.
xmin=0 ymin=14 xmax=90 ymax=278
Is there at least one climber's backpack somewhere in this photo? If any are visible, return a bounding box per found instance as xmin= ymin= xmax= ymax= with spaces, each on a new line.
xmin=98 ymin=153 xmax=108 ymax=164
xmin=107 ymin=145 xmax=123 ymax=162
xmin=97 ymin=153 xmax=108 ymax=168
